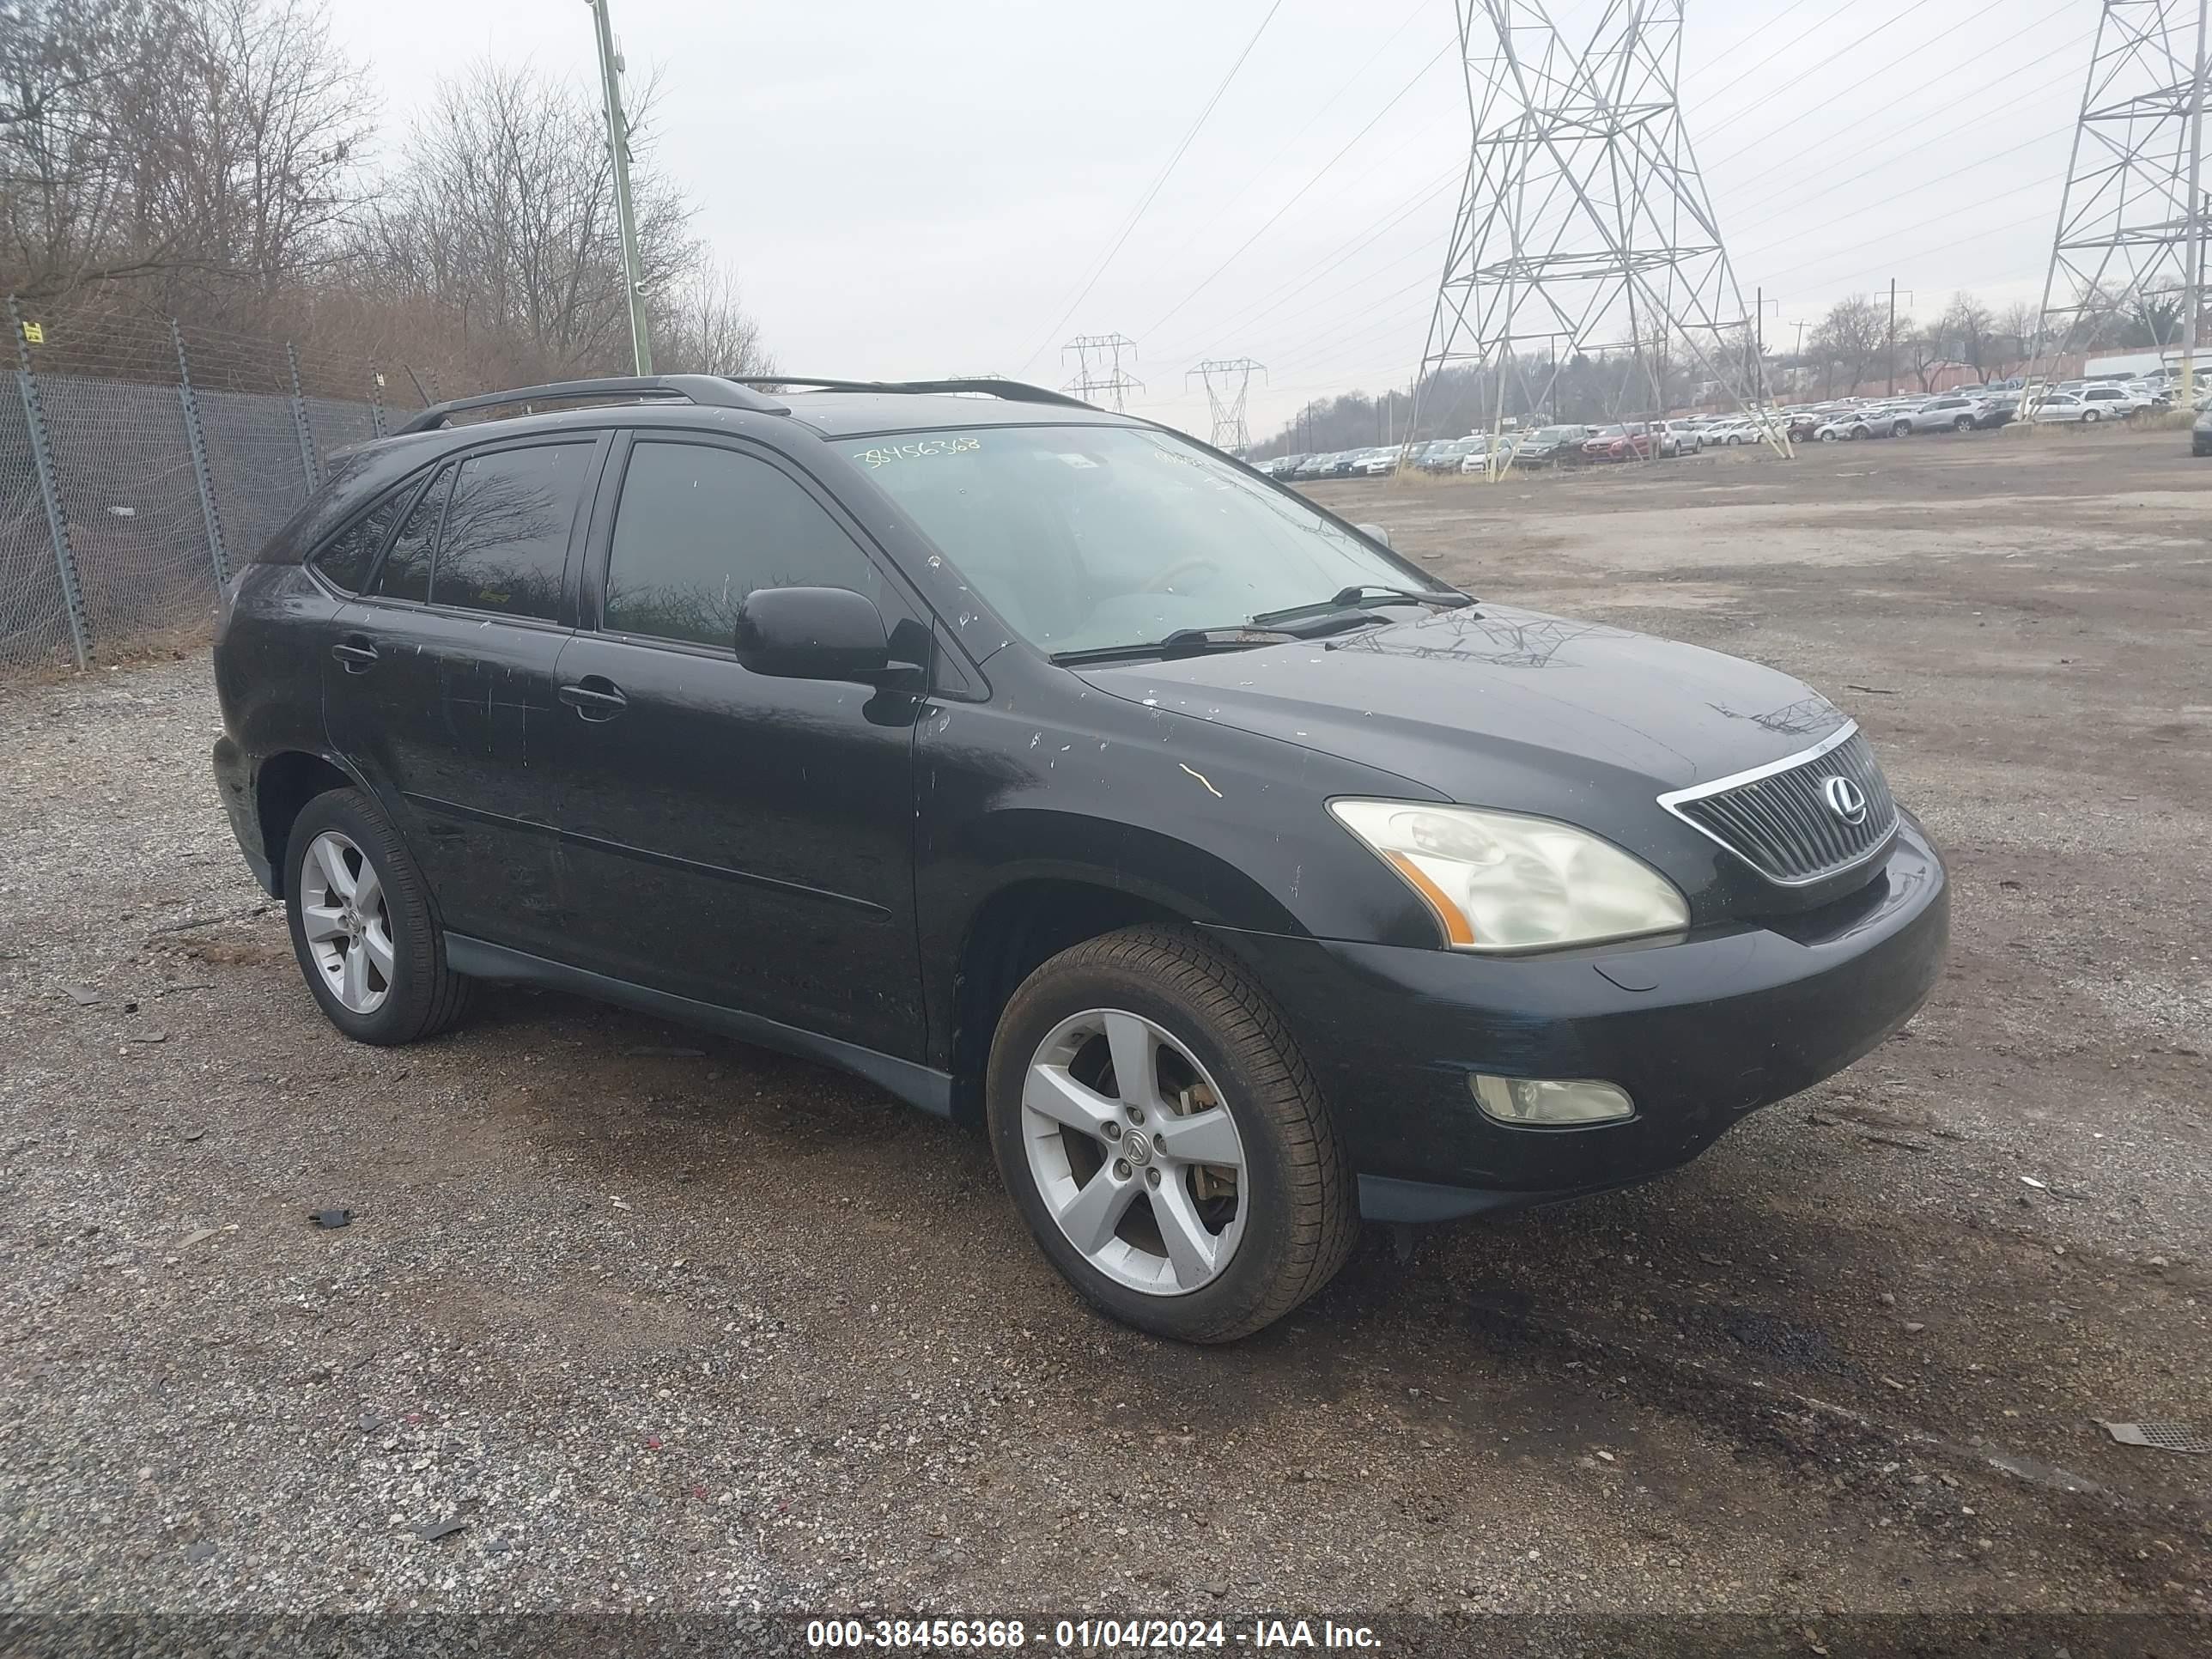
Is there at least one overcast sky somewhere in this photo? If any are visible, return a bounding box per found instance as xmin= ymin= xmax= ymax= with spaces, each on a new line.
xmin=327 ymin=0 xmax=2094 ymax=438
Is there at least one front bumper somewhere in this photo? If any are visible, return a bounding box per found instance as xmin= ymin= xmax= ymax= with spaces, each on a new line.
xmin=1214 ymin=818 xmax=1948 ymax=1222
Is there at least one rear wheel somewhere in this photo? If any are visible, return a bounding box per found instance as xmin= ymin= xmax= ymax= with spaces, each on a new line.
xmin=2083 ymin=409 xmax=2102 ymax=424
xmin=1892 ymin=420 xmax=1912 ymax=438
xmin=1952 ymin=416 xmax=1973 ymax=433
xmin=987 ymin=927 xmax=1358 ymax=1343
xmin=285 ymin=788 xmax=472 ymax=1045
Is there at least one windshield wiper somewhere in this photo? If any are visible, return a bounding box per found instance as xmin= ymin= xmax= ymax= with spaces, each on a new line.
xmin=1248 ymin=585 xmax=1474 ymax=628
xmin=1050 ymin=627 xmax=1297 ymax=666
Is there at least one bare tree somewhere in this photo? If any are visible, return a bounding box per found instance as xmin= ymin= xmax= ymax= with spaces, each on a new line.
xmin=651 ymin=259 xmax=773 ymax=377
xmin=0 ymin=0 xmax=182 ymax=295
xmin=356 ymin=60 xmax=703 ymax=381
xmin=133 ymin=0 xmax=372 ymax=324
xmin=1809 ymin=294 xmax=1885 ymax=396
xmin=1936 ymin=291 xmax=1993 ymax=375
xmin=1992 ymin=300 xmax=2039 ymax=371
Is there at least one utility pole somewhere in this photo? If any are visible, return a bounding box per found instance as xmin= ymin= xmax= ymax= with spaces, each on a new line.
xmin=2183 ymin=0 xmax=2208 ymax=404
xmin=1887 ymin=280 xmax=1898 ymax=396
xmin=587 ymin=0 xmax=653 ymax=375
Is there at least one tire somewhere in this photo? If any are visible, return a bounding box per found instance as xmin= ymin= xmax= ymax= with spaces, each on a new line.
xmin=1819 ymin=429 xmax=1840 ymax=442
xmin=285 ymin=787 xmax=472 ymax=1046
xmin=2083 ymin=409 xmax=2101 ymax=424
xmin=986 ymin=926 xmax=1358 ymax=1344
xmin=1892 ymin=421 xmax=1912 ymax=438
xmin=1952 ymin=416 xmax=1973 ymax=433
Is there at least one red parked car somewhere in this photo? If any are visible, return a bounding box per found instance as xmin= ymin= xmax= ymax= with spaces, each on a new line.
xmin=1580 ymin=421 xmax=1663 ymax=462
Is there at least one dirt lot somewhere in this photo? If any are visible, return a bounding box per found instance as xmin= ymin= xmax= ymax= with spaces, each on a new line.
xmin=3 ymin=423 xmax=2208 ymax=1640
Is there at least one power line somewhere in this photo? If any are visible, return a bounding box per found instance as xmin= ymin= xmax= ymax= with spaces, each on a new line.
xmin=1702 ymin=0 xmax=2045 ymax=174
xmin=1737 ymin=132 xmax=2075 ymax=259
xmin=1152 ymin=163 xmax=1463 ymax=359
xmin=1143 ymin=35 xmax=1458 ymax=339
xmin=1721 ymin=35 xmax=2088 ymax=222
xmin=1685 ymin=0 xmax=1844 ymax=107
xmin=1019 ymin=0 xmax=1287 ymax=371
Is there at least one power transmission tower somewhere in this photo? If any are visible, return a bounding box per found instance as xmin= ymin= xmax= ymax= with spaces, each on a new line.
xmin=1187 ymin=357 xmax=1267 ymax=452
xmin=2028 ymin=0 xmax=2209 ymax=405
xmin=1061 ymin=333 xmax=1144 ymax=411
xmin=1411 ymin=1 xmax=1788 ymax=476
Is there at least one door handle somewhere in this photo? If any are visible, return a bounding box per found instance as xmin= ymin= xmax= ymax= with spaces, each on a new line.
xmin=558 ymin=677 xmax=629 ymax=721
xmin=331 ymin=636 xmax=379 ymax=672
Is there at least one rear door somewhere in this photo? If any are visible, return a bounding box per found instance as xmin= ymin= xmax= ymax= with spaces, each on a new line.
xmin=324 ymin=434 xmax=605 ymax=954
xmin=541 ymin=433 xmax=927 ymax=1059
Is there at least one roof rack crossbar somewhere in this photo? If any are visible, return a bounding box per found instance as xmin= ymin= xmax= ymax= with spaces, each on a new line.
xmin=717 ymin=376 xmax=1100 ymax=412
xmin=394 ymin=374 xmax=787 ymax=434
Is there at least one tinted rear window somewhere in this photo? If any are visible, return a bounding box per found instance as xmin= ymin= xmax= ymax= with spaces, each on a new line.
xmin=376 ymin=464 xmax=450 ymax=604
xmin=429 ymin=444 xmax=593 ymax=621
xmin=311 ymin=489 xmax=410 ymax=594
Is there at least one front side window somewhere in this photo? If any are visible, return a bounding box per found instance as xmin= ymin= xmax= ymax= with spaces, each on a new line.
xmin=604 ymin=441 xmax=881 ymax=648
xmin=841 ymin=424 xmax=1430 ymax=656
xmin=430 ymin=443 xmax=592 ymax=622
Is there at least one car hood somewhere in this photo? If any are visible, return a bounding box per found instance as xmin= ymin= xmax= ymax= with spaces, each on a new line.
xmin=1073 ymin=602 xmax=1849 ymax=813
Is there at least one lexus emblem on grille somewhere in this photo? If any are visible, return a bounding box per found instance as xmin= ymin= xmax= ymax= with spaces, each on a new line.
xmin=1820 ymin=775 xmax=1869 ymax=826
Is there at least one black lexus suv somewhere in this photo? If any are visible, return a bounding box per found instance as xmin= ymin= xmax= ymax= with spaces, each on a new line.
xmin=212 ymin=374 xmax=1948 ymax=1342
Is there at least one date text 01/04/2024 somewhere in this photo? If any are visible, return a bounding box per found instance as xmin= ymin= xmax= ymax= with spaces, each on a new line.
xmin=803 ymin=1617 xmax=1382 ymax=1650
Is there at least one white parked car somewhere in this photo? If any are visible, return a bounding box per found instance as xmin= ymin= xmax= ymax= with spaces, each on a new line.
xmin=1352 ymin=447 xmax=1399 ymax=477
xmin=2075 ymin=383 xmax=2153 ymax=417
xmin=1893 ymin=394 xmax=1988 ymax=435
xmin=2030 ymin=392 xmax=2103 ymax=424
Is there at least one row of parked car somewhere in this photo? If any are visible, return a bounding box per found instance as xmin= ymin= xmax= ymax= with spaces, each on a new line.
xmin=1262 ymin=372 xmax=2209 ymax=480
xmin=1785 ymin=372 xmax=2208 ymax=442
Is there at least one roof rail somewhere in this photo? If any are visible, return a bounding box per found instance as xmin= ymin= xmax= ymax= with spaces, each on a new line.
xmin=393 ymin=374 xmax=787 ymax=434
xmin=720 ymin=376 xmax=1101 ymax=412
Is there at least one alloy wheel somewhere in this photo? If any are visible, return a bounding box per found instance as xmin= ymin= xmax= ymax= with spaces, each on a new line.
xmin=1021 ymin=1008 xmax=1249 ymax=1296
xmin=298 ymin=830 xmax=394 ymax=1014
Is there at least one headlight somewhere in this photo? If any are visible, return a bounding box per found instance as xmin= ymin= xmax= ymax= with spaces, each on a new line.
xmin=1329 ymin=800 xmax=1688 ymax=952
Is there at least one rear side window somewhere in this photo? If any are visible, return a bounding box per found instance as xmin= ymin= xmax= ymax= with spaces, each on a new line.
xmin=375 ymin=464 xmax=451 ymax=605
xmin=431 ymin=443 xmax=594 ymax=622
xmin=603 ymin=441 xmax=880 ymax=648
xmin=311 ymin=489 xmax=408 ymax=594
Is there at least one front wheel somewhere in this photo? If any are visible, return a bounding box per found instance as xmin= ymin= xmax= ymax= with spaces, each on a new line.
xmin=2082 ymin=409 xmax=2101 ymax=423
xmin=285 ymin=788 xmax=472 ymax=1045
xmin=987 ymin=927 xmax=1358 ymax=1343
xmin=1952 ymin=416 xmax=1973 ymax=433
xmin=1892 ymin=421 xmax=1912 ymax=438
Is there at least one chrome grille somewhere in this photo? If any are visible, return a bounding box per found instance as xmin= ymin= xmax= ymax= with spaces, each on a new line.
xmin=1659 ymin=726 xmax=1897 ymax=886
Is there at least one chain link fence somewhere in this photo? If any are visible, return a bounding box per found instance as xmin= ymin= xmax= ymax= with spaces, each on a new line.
xmin=2 ymin=299 xmax=410 ymax=674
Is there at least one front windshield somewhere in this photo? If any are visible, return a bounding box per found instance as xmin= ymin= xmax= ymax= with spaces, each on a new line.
xmin=843 ymin=424 xmax=1431 ymax=657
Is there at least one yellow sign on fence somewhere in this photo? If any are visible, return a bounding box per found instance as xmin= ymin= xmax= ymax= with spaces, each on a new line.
xmin=20 ymin=320 xmax=44 ymax=345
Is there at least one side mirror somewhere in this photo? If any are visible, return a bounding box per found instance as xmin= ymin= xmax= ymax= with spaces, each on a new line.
xmin=733 ymin=586 xmax=891 ymax=682
xmin=1354 ymin=522 xmax=1392 ymax=549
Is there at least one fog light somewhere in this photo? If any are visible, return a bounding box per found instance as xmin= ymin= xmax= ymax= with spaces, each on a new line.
xmin=1471 ymin=1074 xmax=1634 ymax=1127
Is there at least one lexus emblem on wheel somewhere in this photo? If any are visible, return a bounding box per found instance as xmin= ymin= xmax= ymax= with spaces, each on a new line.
xmin=1821 ymin=775 xmax=1869 ymax=826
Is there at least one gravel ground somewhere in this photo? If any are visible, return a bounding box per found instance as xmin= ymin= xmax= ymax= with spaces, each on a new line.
xmin=2 ymin=422 xmax=2208 ymax=1641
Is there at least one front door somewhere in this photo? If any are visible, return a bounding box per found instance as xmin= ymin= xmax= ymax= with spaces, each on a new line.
xmin=324 ymin=435 xmax=604 ymax=954
xmin=543 ymin=434 xmax=926 ymax=1060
